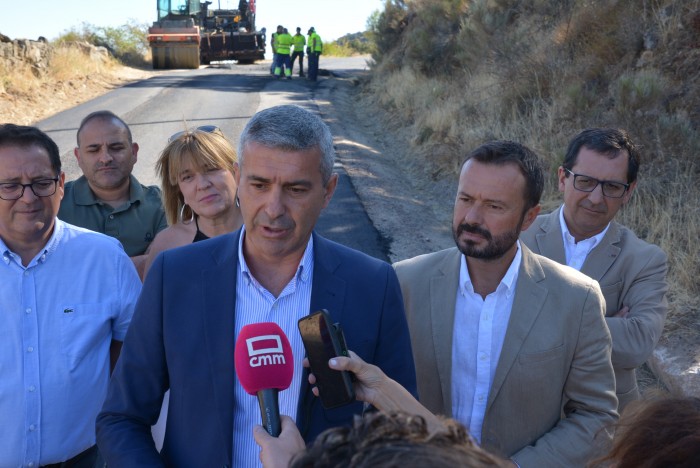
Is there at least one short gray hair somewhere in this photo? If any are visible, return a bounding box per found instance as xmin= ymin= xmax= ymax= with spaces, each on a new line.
xmin=238 ymin=105 xmax=335 ymax=184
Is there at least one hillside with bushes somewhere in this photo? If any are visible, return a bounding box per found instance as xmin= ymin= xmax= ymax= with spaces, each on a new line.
xmin=363 ymin=0 xmax=699 ymax=342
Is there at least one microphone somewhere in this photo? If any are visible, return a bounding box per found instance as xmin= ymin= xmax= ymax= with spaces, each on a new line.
xmin=234 ymin=322 xmax=294 ymax=437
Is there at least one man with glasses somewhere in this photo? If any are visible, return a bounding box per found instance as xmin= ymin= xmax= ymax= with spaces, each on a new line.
xmin=0 ymin=124 xmax=141 ymax=467
xmin=59 ymin=110 xmax=167 ymax=277
xmin=521 ymin=127 xmax=668 ymax=412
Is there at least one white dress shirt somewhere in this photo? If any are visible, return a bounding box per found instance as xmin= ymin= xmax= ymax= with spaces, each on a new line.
xmin=559 ymin=205 xmax=609 ymax=270
xmin=451 ymin=242 xmax=522 ymax=442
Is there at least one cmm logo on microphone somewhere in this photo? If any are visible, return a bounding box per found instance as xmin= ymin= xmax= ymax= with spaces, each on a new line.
xmin=246 ymin=334 xmax=286 ymax=367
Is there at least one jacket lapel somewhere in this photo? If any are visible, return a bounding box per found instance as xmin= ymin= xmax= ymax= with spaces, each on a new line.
xmin=432 ymin=249 xmax=461 ymax=411
xmin=486 ymin=247 xmax=547 ymax=411
xmin=536 ymin=207 xmax=566 ymax=264
xmin=581 ymin=222 xmax=622 ymax=281
xmin=201 ymin=231 xmax=240 ymax=461
xmin=297 ymin=233 xmax=346 ymax=436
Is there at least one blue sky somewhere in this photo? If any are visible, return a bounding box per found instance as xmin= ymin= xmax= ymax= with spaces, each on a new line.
xmin=1 ymin=0 xmax=384 ymax=44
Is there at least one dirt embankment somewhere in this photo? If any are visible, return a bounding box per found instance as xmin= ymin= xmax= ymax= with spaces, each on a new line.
xmin=0 ymin=65 xmax=156 ymax=126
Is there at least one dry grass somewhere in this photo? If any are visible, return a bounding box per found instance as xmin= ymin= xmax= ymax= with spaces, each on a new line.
xmin=0 ymin=45 xmax=148 ymax=125
xmin=368 ymin=0 xmax=700 ymax=353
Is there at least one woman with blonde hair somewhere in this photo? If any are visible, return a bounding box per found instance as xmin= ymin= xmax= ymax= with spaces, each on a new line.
xmin=143 ymin=126 xmax=242 ymax=278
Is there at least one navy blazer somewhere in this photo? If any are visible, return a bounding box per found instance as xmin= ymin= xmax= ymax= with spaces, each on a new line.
xmin=96 ymin=230 xmax=417 ymax=467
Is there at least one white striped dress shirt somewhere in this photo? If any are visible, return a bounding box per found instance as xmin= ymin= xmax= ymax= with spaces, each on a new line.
xmin=232 ymin=226 xmax=314 ymax=467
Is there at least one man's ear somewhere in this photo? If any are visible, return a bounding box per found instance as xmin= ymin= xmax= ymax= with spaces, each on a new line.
xmin=131 ymin=143 xmax=139 ymax=162
xmin=557 ymin=166 xmax=567 ymax=193
xmin=622 ymin=180 xmax=637 ymax=205
xmin=322 ymin=173 xmax=339 ymax=208
xmin=73 ymin=147 xmax=81 ymax=162
xmin=521 ymin=204 xmax=541 ymax=232
xmin=57 ymin=172 xmax=66 ymax=200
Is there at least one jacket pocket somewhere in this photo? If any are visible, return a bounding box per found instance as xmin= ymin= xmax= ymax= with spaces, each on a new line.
xmin=517 ymin=343 xmax=565 ymax=364
xmin=600 ymin=281 xmax=623 ymax=313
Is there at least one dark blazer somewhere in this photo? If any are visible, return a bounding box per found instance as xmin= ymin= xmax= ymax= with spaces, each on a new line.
xmin=394 ymin=245 xmax=618 ymax=467
xmin=521 ymin=207 xmax=668 ymax=411
xmin=96 ymin=230 xmax=417 ymax=467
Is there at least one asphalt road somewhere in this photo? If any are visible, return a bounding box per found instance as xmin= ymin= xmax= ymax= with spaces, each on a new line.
xmin=36 ymin=57 xmax=388 ymax=261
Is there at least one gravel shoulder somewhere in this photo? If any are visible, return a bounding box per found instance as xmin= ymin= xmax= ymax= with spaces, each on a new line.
xmin=313 ymin=72 xmax=455 ymax=263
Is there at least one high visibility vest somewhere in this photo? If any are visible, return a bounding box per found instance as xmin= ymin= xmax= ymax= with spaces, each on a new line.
xmin=275 ymin=33 xmax=293 ymax=54
xmin=292 ymin=33 xmax=306 ymax=52
xmin=309 ymin=32 xmax=323 ymax=53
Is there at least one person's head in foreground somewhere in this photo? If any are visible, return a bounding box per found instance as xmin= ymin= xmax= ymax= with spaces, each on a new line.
xmin=291 ymin=411 xmax=506 ymax=468
xmin=593 ymin=395 xmax=700 ymax=467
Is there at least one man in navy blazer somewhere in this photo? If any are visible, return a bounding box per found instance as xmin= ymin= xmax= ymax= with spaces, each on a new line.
xmin=96 ymin=105 xmax=417 ymax=467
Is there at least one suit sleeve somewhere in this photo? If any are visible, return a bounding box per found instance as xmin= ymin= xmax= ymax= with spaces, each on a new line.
xmin=512 ymin=282 xmax=618 ymax=467
xmin=96 ymin=253 xmax=169 ymax=467
xmin=605 ymin=247 xmax=668 ymax=368
xmin=372 ymin=264 xmax=418 ymax=398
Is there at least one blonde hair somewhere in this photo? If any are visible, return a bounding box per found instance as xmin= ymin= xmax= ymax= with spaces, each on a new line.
xmin=156 ymin=129 xmax=238 ymax=225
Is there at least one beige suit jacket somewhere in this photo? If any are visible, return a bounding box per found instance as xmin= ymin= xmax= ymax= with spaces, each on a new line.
xmin=520 ymin=207 xmax=668 ymax=411
xmin=394 ymin=245 xmax=618 ymax=467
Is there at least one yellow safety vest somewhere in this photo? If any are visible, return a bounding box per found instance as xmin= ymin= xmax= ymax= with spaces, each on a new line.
xmin=309 ymin=32 xmax=323 ymax=53
xmin=292 ymin=33 xmax=306 ymax=52
xmin=275 ymin=33 xmax=293 ymax=55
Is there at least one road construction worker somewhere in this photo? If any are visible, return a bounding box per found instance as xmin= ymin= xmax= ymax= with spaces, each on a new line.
xmin=291 ymin=27 xmax=306 ymax=77
xmin=274 ymin=27 xmax=293 ymax=79
xmin=307 ymin=27 xmax=323 ymax=81
xmin=269 ymin=25 xmax=282 ymax=75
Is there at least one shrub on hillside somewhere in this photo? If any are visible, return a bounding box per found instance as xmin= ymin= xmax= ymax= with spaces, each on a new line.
xmin=369 ymin=0 xmax=410 ymax=64
xmin=55 ymin=20 xmax=149 ymax=67
xmin=363 ymin=0 xmax=700 ymax=332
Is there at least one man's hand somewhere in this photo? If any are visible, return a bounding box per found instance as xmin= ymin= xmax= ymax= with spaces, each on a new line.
xmin=304 ymin=351 xmax=386 ymax=406
xmin=253 ymin=415 xmax=305 ymax=468
xmin=613 ymin=305 xmax=630 ymax=318
xmin=306 ymin=351 xmax=445 ymax=433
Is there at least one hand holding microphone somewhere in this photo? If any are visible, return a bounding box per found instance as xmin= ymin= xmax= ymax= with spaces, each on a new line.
xmin=234 ymin=322 xmax=294 ymax=437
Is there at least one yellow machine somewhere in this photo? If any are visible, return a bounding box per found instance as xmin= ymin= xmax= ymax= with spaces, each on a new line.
xmin=148 ymin=0 xmax=266 ymax=69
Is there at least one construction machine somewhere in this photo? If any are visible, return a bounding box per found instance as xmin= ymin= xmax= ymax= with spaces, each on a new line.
xmin=148 ymin=0 xmax=266 ymax=69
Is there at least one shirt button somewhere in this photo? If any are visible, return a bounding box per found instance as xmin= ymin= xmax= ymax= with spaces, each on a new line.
xmin=27 ymin=347 xmax=34 ymax=352
xmin=28 ymin=385 xmax=35 ymax=392
xmin=29 ymin=424 xmax=36 ymax=431
xmin=25 ymin=308 xmax=31 ymax=314
xmin=109 ymin=214 xmax=114 ymax=219
xmin=478 ymin=395 xmax=485 ymax=401
xmin=24 ymin=271 xmax=29 ymax=276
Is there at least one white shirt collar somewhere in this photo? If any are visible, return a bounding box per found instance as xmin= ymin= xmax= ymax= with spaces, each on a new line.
xmin=458 ymin=240 xmax=522 ymax=299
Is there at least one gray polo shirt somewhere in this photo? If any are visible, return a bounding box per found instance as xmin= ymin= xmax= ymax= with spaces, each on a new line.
xmin=58 ymin=175 xmax=167 ymax=256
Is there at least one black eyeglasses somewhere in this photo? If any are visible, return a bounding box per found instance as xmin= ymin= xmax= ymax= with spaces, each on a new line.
xmin=0 ymin=178 xmax=60 ymax=200
xmin=168 ymin=125 xmax=223 ymax=143
xmin=564 ymin=168 xmax=629 ymax=198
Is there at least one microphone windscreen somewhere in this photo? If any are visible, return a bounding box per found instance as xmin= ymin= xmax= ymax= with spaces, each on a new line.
xmin=234 ymin=322 xmax=294 ymax=395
